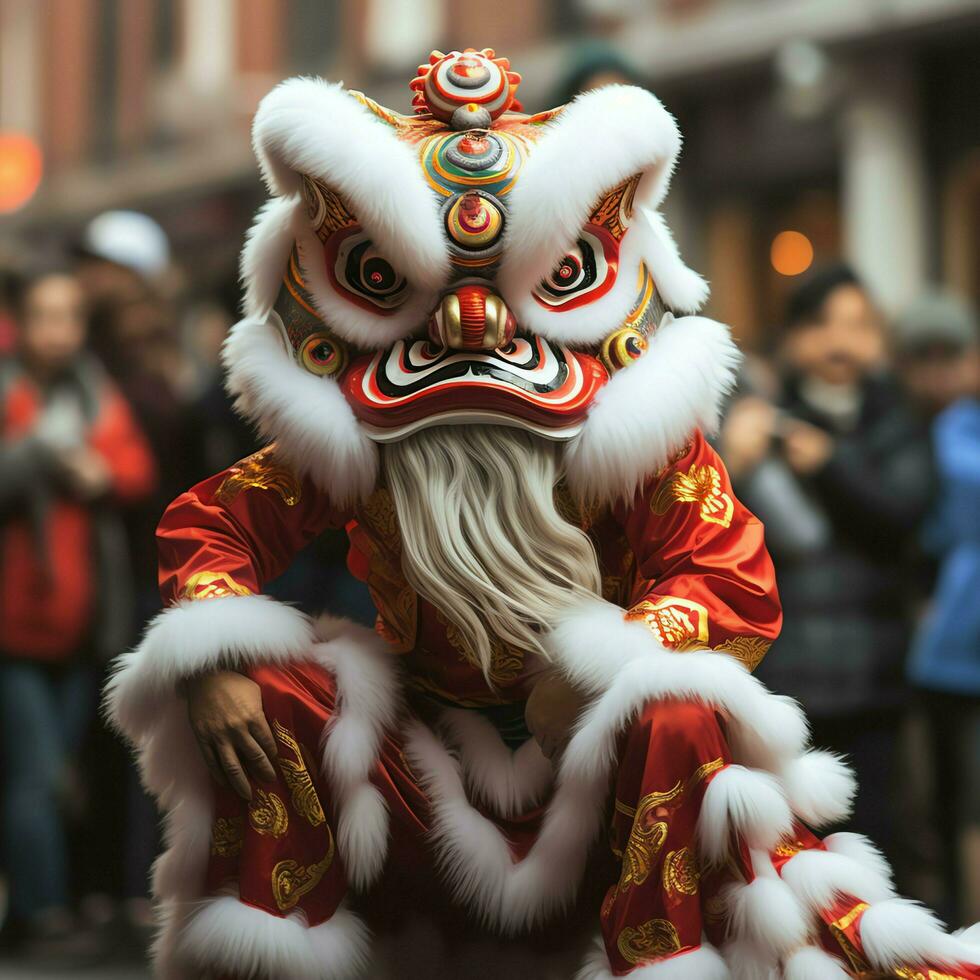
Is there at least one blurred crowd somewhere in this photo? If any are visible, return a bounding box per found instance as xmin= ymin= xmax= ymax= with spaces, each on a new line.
xmin=0 ymin=151 xmax=978 ymax=980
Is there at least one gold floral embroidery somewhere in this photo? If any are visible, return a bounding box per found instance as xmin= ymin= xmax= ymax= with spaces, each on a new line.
xmin=663 ymin=847 xmax=699 ymax=897
xmin=214 ymin=445 xmax=302 ymax=507
xmin=248 ymin=789 xmax=289 ymax=838
xmin=273 ymin=721 xmax=326 ymax=827
xmin=180 ymin=570 xmax=253 ymax=601
xmin=651 ymin=464 xmax=734 ymax=528
xmin=626 ymin=596 xmax=709 ymax=647
xmin=210 ymin=816 xmax=244 ymax=857
xmin=617 ymin=918 xmax=682 ymax=965
xmin=271 ymin=839 xmax=335 ymax=911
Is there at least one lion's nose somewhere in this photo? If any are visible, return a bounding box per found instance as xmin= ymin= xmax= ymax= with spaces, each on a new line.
xmin=428 ymin=285 xmax=516 ymax=351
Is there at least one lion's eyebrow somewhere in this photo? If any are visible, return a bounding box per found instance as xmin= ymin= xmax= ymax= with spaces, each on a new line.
xmin=498 ymin=85 xmax=680 ymax=300
xmin=253 ymin=78 xmax=450 ymax=294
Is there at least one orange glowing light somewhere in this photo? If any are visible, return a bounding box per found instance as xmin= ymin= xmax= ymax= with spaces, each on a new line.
xmin=770 ymin=230 xmax=814 ymax=277
xmin=0 ymin=133 xmax=43 ymax=213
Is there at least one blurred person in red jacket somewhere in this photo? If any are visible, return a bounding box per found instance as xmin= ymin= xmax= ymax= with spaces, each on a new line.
xmin=0 ymin=263 xmax=156 ymax=956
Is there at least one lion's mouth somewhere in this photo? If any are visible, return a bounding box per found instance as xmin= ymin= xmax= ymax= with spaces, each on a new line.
xmin=340 ymin=333 xmax=608 ymax=442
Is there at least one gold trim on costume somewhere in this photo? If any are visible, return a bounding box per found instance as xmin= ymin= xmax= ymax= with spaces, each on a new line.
xmin=180 ymin=570 xmax=253 ymax=601
xmin=210 ymin=816 xmax=244 ymax=857
xmin=650 ymin=464 xmax=734 ymax=529
xmin=248 ymin=789 xmax=289 ymax=838
xmin=271 ymin=839 xmax=335 ymax=912
xmin=618 ymin=812 xmax=668 ymax=891
xmin=273 ymin=721 xmax=326 ymax=827
xmin=214 ymin=445 xmax=302 ymax=507
xmin=617 ymin=918 xmax=682 ymax=965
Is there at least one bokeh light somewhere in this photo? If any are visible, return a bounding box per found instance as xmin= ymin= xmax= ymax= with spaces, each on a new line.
xmin=770 ymin=229 xmax=814 ymax=277
xmin=0 ymin=132 xmax=43 ymax=213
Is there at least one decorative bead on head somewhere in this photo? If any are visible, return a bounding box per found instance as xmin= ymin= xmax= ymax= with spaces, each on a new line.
xmin=410 ymin=48 xmax=522 ymax=130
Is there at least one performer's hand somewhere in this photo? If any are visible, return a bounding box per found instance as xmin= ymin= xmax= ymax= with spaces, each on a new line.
xmin=526 ymin=671 xmax=586 ymax=762
xmin=185 ymin=670 xmax=279 ymax=800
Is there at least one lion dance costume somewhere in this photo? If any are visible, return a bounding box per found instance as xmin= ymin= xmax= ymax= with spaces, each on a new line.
xmin=108 ymin=50 xmax=980 ymax=979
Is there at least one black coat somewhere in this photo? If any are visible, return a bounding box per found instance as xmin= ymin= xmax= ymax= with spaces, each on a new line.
xmin=739 ymin=375 xmax=934 ymax=718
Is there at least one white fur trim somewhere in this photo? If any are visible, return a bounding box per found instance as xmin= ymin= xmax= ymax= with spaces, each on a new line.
xmin=722 ymin=851 xmax=810 ymax=956
xmin=719 ymin=940 xmax=780 ymax=980
xmin=780 ymin=848 xmax=894 ymax=914
xmin=859 ymin=898 xmax=979 ymax=972
xmin=252 ymin=78 xmax=449 ymax=295
xmin=956 ymin=922 xmax=980 ymax=947
xmin=314 ymin=616 xmax=402 ymax=891
xmin=822 ymin=833 xmax=894 ymax=889
xmin=241 ymin=195 xmax=301 ymax=317
xmin=176 ymin=896 xmax=370 ymax=980
xmin=222 ymin=315 xmax=378 ymax=504
xmin=403 ymin=719 xmax=605 ymax=933
xmin=576 ymin=935 xmax=730 ymax=979
xmin=779 ymin=750 xmax=856 ymax=828
xmin=499 ymin=85 xmax=698 ymax=309
xmin=547 ymin=600 xmax=808 ymax=779
xmin=105 ymin=595 xmax=314 ymax=742
xmin=441 ymin=707 xmax=553 ymax=818
xmin=698 ymin=766 xmax=793 ymax=864
xmin=783 ymin=945 xmax=850 ymax=979
xmin=563 ymin=314 xmax=741 ymax=503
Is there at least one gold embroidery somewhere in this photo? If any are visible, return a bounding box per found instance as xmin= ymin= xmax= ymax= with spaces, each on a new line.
xmin=553 ymin=480 xmax=604 ymax=531
xmin=359 ymin=488 xmax=418 ymax=653
xmin=618 ymin=813 xmax=668 ymax=890
xmin=180 ymin=570 xmax=252 ymax=601
xmin=273 ymin=722 xmax=326 ymax=827
xmin=829 ymin=901 xmax=872 ymax=973
xmin=691 ymin=757 xmax=725 ymax=785
xmin=210 ymin=816 xmax=244 ymax=857
xmin=248 ymin=789 xmax=289 ymax=838
xmin=713 ymin=636 xmax=771 ymax=671
xmin=271 ymin=839 xmax=335 ymax=911
xmin=214 ymin=445 xmax=302 ymax=507
xmin=773 ymin=839 xmax=808 ymax=858
xmin=617 ymin=918 xmax=682 ymax=965
xmin=626 ymin=596 xmax=709 ymax=647
xmin=663 ymin=847 xmax=699 ymax=897
xmin=651 ymin=464 xmax=734 ymax=528
xmin=438 ymin=610 xmax=524 ymax=686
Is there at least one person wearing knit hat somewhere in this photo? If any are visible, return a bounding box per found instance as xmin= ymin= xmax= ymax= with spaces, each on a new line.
xmin=894 ymin=289 xmax=979 ymax=417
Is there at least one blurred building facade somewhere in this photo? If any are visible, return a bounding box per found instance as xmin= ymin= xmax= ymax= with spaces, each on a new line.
xmin=1 ymin=0 xmax=979 ymax=339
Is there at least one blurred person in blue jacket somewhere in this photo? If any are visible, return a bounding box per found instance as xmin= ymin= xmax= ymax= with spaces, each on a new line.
xmin=894 ymin=290 xmax=980 ymax=923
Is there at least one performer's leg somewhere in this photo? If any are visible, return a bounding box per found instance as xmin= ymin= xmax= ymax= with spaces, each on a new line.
xmin=171 ymin=660 xmax=370 ymax=980
xmin=598 ymin=698 xmax=732 ymax=976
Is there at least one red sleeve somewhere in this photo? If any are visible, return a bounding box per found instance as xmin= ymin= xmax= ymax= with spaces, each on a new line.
xmin=612 ymin=430 xmax=781 ymax=671
xmin=89 ymin=385 xmax=157 ymax=503
xmin=156 ymin=445 xmax=351 ymax=604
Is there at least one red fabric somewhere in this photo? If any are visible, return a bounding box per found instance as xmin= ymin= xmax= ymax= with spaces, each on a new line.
xmin=0 ymin=374 xmax=156 ymax=659
xmin=614 ymin=431 xmax=781 ymax=660
xmin=156 ymin=429 xmax=780 ymax=702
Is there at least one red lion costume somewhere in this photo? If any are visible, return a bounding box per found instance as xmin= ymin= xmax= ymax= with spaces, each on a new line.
xmin=107 ymin=49 xmax=980 ymax=979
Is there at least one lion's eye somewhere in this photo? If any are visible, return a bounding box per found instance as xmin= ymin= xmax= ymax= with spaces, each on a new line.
xmin=533 ymin=230 xmax=617 ymax=311
xmin=329 ymin=231 xmax=407 ymax=311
